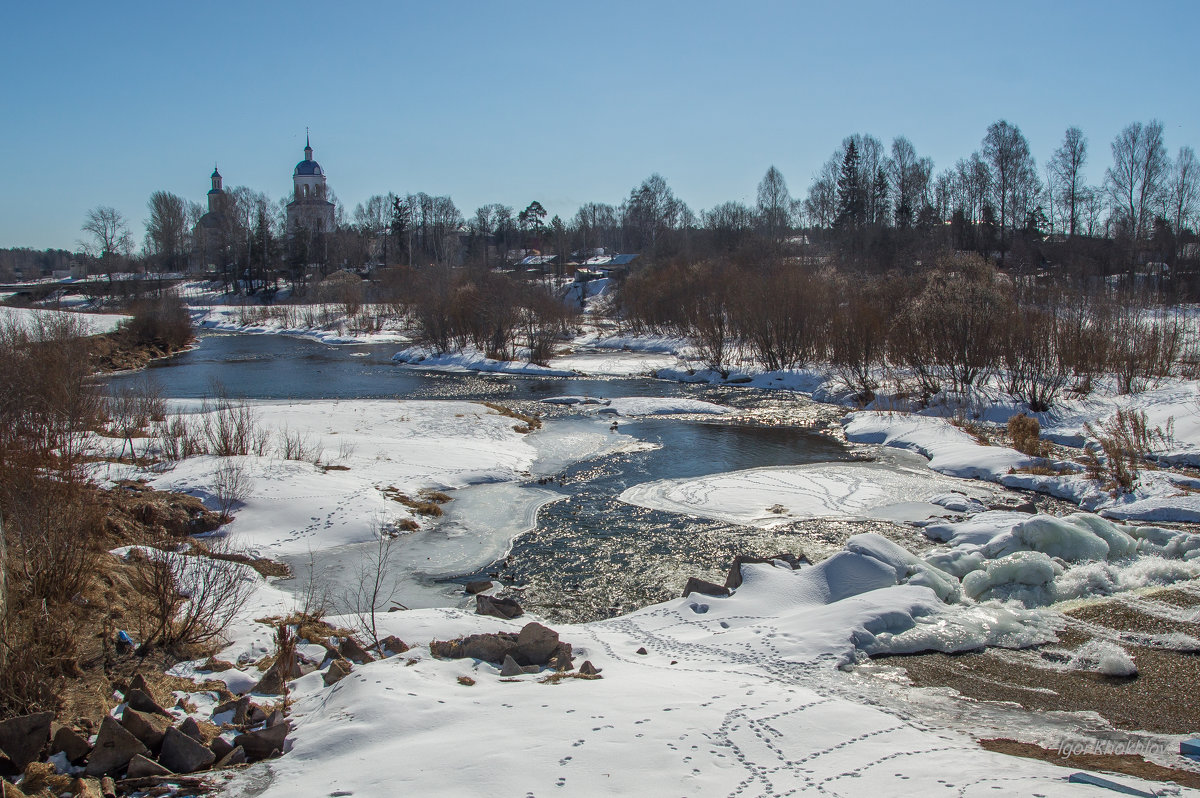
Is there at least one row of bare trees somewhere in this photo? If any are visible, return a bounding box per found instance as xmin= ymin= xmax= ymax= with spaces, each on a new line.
xmin=620 ymin=255 xmax=1198 ymax=408
xmin=397 ymin=267 xmax=575 ymax=365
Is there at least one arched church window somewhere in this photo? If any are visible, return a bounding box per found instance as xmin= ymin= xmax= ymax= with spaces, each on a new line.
xmin=303 ymin=185 xmax=309 ymax=198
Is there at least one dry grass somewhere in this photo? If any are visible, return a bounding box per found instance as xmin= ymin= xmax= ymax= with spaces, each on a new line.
xmin=481 ymin=402 xmax=543 ymax=433
xmin=539 ymin=671 xmax=602 ymax=685
xmin=382 ymin=487 xmax=445 ymax=517
xmin=979 ymin=738 xmax=1200 ymax=790
xmin=457 ymin=676 xmax=476 ymax=686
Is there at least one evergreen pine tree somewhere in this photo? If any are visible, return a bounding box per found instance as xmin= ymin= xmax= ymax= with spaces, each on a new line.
xmin=836 ymin=141 xmax=862 ymax=230
xmin=873 ymin=167 xmax=890 ymax=226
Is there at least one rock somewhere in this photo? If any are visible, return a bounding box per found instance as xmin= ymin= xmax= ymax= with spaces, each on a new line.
xmin=499 ymin=655 xmax=524 ymax=677
xmin=724 ymin=553 xmax=806 ymax=589
xmin=549 ymin=641 xmax=575 ymax=672
xmin=338 ymin=637 xmax=375 ymax=664
xmin=209 ymin=736 xmax=234 ymax=760
xmin=682 ymin=577 xmax=730 ymax=598
xmin=157 ymin=726 xmax=215 ymax=774
xmin=101 ymin=776 xmax=117 ymax=798
xmin=84 ymin=716 xmax=150 ymax=776
xmin=212 ymin=696 xmax=250 ymax=727
xmin=233 ymin=721 xmax=290 ymax=762
xmin=124 ymin=688 xmax=171 ymax=718
xmin=127 ymin=674 xmax=151 ymax=695
xmin=251 ymin=658 xmax=292 ymax=696
xmin=125 ymin=753 xmax=173 ymax=778
xmin=515 ymin=623 xmax=560 ymax=665
xmin=51 ymin=725 xmax=92 ymax=764
xmin=467 ymin=634 xmax=521 ymax=663
xmin=636 ymin=647 xmax=648 ymax=655
xmin=178 ymin=717 xmax=204 ymax=742
xmin=0 ymin=711 xmax=53 ymax=771
xmin=265 ymin=710 xmax=286 ymax=728
xmin=475 ymin=594 xmax=524 ymax=619
xmin=378 ymin=635 xmax=409 ymax=656
xmin=119 ymin=708 xmax=170 ymax=752
xmin=579 ymin=660 xmax=602 ymax=676
xmin=465 ymin=579 xmax=493 ymax=594
xmin=246 ymin=704 xmax=269 ymax=726
xmin=214 ymin=745 xmax=247 ymax=768
xmin=323 ymin=659 xmax=352 ymax=686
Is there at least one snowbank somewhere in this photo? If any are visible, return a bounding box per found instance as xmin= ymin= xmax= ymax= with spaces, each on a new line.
xmin=195 ymin=304 xmax=412 ymax=345
xmin=99 ymin=399 xmax=539 ymax=556
xmin=0 ymin=305 xmax=129 ymax=336
xmin=393 ymin=345 xmax=576 ymax=376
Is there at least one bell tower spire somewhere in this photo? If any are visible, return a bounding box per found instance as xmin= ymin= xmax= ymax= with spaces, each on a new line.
xmin=304 ymin=128 xmax=312 ymax=161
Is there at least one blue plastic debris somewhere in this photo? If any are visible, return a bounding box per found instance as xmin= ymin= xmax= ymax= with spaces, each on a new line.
xmin=117 ymin=630 xmax=134 ymax=645
xmin=1182 ymin=738 xmax=1200 ymax=759
xmin=1067 ymin=772 xmax=1156 ymax=797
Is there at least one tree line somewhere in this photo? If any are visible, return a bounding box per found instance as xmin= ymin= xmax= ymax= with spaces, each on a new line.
xmin=620 ymin=252 xmax=1197 ymax=408
xmin=42 ymin=116 xmax=1198 ymax=297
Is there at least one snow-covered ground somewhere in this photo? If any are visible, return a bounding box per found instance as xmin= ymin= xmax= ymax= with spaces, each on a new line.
xmin=84 ymin=295 xmax=1200 ymax=795
xmin=200 ymin=548 xmax=1186 ymax=798
xmin=0 ymin=304 xmax=129 ymax=336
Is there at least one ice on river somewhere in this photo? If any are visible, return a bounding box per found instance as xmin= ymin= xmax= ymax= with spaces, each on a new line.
xmin=619 ymin=459 xmax=999 ymax=527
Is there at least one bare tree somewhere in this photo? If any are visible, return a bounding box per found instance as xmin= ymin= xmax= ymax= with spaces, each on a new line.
xmin=145 ymin=191 xmax=190 ymax=272
xmin=1168 ymin=146 xmax=1199 ymax=255
xmin=1048 ymin=127 xmax=1088 ymax=237
xmin=804 ymin=158 xmax=840 ymax=229
xmin=756 ymin=166 xmax=792 ymax=248
xmin=889 ymin=137 xmax=932 ymax=229
xmin=338 ymin=523 xmax=400 ymax=649
xmin=80 ymin=206 xmax=134 ymax=268
xmin=1106 ymin=120 xmax=1170 ymax=242
xmin=981 ymin=120 xmax=1039 ymax=258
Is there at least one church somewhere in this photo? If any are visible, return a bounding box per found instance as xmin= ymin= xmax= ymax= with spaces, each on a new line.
xmin=286 ymin=134 xmax=335 ymax=235
xmin=191 ymin=166 xmax=229 ymax=274
xmin=190 ymin=134 xmax=336 ymax=276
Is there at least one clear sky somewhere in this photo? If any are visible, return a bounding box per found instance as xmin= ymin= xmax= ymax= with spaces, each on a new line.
xmin=2 ymin=0 xmax=1197 ymax=250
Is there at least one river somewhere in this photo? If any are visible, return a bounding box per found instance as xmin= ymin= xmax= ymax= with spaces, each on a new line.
xmin=106 ymin=333 xmax=970 ymax=622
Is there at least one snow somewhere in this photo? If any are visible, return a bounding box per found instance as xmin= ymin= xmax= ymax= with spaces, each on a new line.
xmin=96 ymin=400 xmax=539 ymax=560
xmin=620 ymin=461 xmax=999 ymax=527
xmin=392 ymin=344 xmax=576 ymax=376
xmin=193 ymin=302 xmax=413 ymax=345
xmin=208 ymin=551 xmax=1155 ymax=798
xmin=548 ymin=349 xmax=682 ymax=377
xmin=0 ymin=305 xmax=129 ymax=336
xmin=89 ymin=318 xmax=1200 ymax=797
xmin=589 ymin=396 xmax=733 ymax=416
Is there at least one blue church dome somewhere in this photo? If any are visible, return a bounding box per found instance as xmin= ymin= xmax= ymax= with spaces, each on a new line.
xmin=294 ymin=160 xmax=322 ymax=176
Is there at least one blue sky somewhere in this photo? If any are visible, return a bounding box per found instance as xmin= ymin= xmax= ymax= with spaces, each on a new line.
xmin=2 ymin=0 xmax=1197 ymax=250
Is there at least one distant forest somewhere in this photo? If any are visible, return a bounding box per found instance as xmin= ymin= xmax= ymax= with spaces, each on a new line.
xmin=6 ymin=118 xmax=1198 ymax=299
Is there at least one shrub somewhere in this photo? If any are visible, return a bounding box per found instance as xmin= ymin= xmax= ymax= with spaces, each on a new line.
xmin=134 ymin=542 xmax=254 ymax=652
xmin=1007 ymin=413 xmax=1046 ymax=457
xmin=1083 ymin=409 xmax=1174 ymax=494
xmin=212 ymin=459 xmax=253 ymax=519
xmin=122 ymin=292 xmax=193 ymax=351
